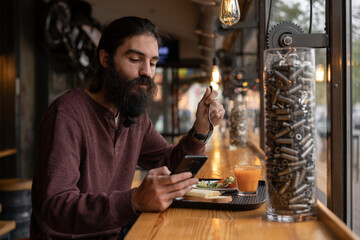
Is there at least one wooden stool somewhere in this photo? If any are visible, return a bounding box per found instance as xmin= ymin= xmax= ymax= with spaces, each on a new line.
xmin=0 ymin=179 xmax=32 ymax=240
xmin=0 ymin=220 xmax=16 ymax=240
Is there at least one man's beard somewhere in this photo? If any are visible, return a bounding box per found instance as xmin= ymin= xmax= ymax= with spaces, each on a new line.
xmin=102 ymin=65 xmax=157 ymax=127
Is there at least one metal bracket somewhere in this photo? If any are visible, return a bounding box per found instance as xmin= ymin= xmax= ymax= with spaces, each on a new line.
xmin=281 ymin=33 xmax=329 ymax=48
xmin=266 ymin=22 xmax=329 ymax=49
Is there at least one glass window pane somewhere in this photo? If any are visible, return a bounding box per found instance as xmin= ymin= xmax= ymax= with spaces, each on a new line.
xmin=149 ymin=67 xmax=174 ymax=143
xmin=229 ymin=0 xmax=261 ymax=147
xmin=149 ymin=68 xmax=165 ymax=132
xmin=269 ymin=0 xmax=328 ymax=206
xmin=269 ymin=0 xmax=326 ymax=34
xmin=351 ymin=0 xmax=360 ymax=235
xmin=315 ymin=48 xmax=328 ymax=206
xmin=178 ymin=68 xmax=208 ymax=134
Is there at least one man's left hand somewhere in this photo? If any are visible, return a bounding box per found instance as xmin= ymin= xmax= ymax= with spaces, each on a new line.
xmin=193 ymin=87 xmax=225 ymax=135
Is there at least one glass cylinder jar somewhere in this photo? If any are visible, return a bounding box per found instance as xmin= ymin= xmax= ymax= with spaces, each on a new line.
xmin=229 ymin=94 xmax=248 ymax=148
xmin=264 ymin=47 xmax=317 ymax=222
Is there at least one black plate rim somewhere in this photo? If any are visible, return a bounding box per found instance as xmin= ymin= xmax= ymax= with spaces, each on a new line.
xmin=171 ymin=180 xmax=266 ymax=211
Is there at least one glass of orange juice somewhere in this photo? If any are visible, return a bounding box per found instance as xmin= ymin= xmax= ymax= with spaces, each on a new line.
xmin=234 ymin=164 xmax=261 ymax=196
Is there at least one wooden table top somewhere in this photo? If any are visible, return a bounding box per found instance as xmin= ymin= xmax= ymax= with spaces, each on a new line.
xmin=126 ymin=130 xmax=359 ymax=240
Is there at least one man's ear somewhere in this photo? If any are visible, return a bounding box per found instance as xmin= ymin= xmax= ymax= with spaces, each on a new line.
xmin=99 ymin=49 xmax=109 ymax=68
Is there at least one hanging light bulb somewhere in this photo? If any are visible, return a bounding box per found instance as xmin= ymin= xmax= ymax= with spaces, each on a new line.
xmin=219 ymin=0 xmax=240 ymax=27
xmin=210 ymin=58 xmax=221 ymax=91
xmin=211 ymin=65 xmax=221 ymax=84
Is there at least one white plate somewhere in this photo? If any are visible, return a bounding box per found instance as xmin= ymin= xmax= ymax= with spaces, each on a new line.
xmin=194 ymin=180 xmax=238 ymax=192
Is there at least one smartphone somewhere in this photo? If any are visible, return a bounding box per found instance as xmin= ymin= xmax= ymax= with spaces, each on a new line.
xmin=172 ymin=155 xmax=208 ymax=177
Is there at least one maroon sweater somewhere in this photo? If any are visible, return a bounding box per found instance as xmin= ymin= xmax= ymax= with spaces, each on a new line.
xmin=31 ymin=88 xmax=205 ymax=239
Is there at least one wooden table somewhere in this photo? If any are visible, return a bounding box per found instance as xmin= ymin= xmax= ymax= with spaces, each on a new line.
xmin=126 ymin=130 xmax=359 ymax=240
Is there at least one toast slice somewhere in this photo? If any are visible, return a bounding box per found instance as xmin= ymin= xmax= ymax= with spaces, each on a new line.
xmin=183 ymin=195 xmax=233 ymax=203
xmin=183 ymin=189 xmax=232 ymax=203
xmin=185 ymin=188 xmax=221 ymax=198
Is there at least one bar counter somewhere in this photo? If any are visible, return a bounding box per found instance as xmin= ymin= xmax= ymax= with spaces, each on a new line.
xmin=126 ymin=131 xmax=360 ymax=240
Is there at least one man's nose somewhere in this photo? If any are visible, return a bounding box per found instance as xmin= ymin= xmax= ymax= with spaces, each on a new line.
xmin=139 ymin=62 xmax=152 ymax=77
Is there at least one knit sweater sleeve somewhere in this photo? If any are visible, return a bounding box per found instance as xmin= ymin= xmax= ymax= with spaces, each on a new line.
xmin=137 ymin=114 xmax=206 ymax=171
xmin=33 ymin=110 xmax=138 ymax=236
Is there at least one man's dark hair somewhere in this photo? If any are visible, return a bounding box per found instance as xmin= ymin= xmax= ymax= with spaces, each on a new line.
xmin=90 ymin=16 xmax=162 ymax=92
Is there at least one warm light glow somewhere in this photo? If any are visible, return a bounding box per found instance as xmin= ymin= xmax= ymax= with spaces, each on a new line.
xmin=254 ymin=156 xmax=261 ymax=166
xmin=211 ymin=65 xmax=221 ymax=83
xmin=214 ymin=151 xmax=220 ymax=160
xmin=210 ymin=130 xmax=222 ymax=177
xmin=210 ymin=63 xmax=221 ymax=91
xmin=210 ymin=81 xmax=219 ymax=91
xmin=211 ymin=150 xmax=221 ymax=174
xmin=219 ymin=0 xmax=240 ymax=27
xmin=212 ymin=218 xmax=221 ymax=234
xmin=315 ymin=64 xmax=325 ymax=82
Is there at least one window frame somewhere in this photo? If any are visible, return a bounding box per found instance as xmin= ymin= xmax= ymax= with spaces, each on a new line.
xmin=257 ymin=0 xmax=352 ymax=223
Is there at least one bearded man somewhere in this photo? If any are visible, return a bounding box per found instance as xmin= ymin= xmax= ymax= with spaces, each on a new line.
xmin=31 ymin=16 xmax=225 ymax=239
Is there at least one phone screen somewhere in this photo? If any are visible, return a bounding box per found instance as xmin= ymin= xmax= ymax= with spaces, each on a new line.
xmin=172 ymin=155 xmax=208 ymax=177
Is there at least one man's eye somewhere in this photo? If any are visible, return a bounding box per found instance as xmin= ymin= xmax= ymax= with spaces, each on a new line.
xmin=150 ymin=62 xmax=157 ymax=67
xmin=130 ymin=58 xmax=139 ymax=62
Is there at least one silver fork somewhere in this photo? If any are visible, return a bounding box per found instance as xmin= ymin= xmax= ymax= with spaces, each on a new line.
xmin=207 ymin=86 xmax=214 ymax=140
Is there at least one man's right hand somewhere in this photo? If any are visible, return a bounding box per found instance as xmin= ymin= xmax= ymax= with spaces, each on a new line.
xmin=132 ymin=166 xmax=198 ymax=212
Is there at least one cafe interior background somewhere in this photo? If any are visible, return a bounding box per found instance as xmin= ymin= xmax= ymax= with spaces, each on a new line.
xmin=1 ymin=0 xmax=360 ymax=236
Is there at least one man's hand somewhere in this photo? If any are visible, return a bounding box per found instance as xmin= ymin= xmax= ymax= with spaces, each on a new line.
xmin=132 ymin=166 xmax=199 ymax=212
xmin=193 ymin=87 xmax=225 ymax=134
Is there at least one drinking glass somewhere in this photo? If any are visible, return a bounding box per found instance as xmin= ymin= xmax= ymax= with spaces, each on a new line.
xmin=234 ymin=164 xmax=261 ymax=196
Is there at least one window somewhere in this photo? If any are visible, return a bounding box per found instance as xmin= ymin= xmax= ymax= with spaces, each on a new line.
xmin=267 ymin=0 xmax=328 ymax=206
xmin=351 ymin=0 xmax=360 ymax=234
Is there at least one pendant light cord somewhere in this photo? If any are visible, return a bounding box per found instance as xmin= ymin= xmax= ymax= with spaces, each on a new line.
xmin=309 ymin=0 xmax=313 ymax=33
xmin=265 ymin=0 xmax=313 ymax=36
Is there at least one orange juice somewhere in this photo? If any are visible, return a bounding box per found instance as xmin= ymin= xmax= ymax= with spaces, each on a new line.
xmin=234 ymin=165 xmax=261 ymax=192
